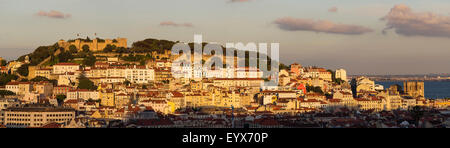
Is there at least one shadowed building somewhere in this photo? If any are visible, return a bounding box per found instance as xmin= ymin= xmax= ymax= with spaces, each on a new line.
xmin=403 ymin=81 xmax=424 ymax=98
xmin=388 ymin=84 xmax=402 ymax=95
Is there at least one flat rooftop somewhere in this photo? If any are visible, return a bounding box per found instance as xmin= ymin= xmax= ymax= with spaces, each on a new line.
xmin=4 ymin=104 xmax=75 ymax=112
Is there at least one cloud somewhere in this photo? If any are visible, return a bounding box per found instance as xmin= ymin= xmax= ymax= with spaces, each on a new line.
xmin=274 ymin=17 xmax=373 ymax=35
xmin=328 ymin=7 xmax=338 ymax=13
xmin=160 ymin=21 xmax=194 ymax=27
xmin=382 ymin=4 xmax=450 ymax=38
xmin=36 ymin=10 xmax=71 ymax=19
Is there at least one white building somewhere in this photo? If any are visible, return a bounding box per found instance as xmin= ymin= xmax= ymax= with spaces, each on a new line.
xmin=335 ymin=69 xmax=347 ymax=81
xmin=1 ymin=105 xmax=75 ymax=128
xmin=100 ymin=77 xmax=126 ymax=84
xmin=67 ymin=89 xmax=100 ymax=101
xmin=58 ymin=72 xmax=79 ymax=86
xmin=236 ymin=67 xmax=263 ymax=78
xmin=125 ymin=65 xmax=155 ymax=84
xmin=106 ymin=67 xmax=125 ymax=78
xmin=138 ymin=100 xmax=169 ymax=114
xmin=5 ymin=82 xmax=32 ymax=96
xmin=22 ymin=92 xmax=45 ymax=104
xmin=53 ymin=63 xmax=80 ymax=75
xmin=375 ymin=84 xmax=384 ymax=91
xmin=261 ymin=90 xmax=297 ymax=105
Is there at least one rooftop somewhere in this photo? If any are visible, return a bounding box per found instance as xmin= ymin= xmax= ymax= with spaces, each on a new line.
xmin=4 ymin=104 xmax=76 ymax=112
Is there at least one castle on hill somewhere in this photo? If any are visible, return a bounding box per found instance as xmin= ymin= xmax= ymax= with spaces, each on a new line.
xmin=58 ymin=37 xmax=127 ymax=52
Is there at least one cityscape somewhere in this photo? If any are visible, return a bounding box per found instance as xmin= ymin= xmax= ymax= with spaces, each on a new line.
xmin=0 ymin=0 xmax=449 ymax=130
xmin=0 ymin=36 xmax=448 ymax=128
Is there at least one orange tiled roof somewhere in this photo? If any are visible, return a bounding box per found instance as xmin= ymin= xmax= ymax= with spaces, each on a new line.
xmin=54 ymin=63 xmax=79 ymax=66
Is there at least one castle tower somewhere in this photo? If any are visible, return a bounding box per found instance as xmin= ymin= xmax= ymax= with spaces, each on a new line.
xmin=24 ymin=55 xmax=30 ymax=64
xmin=403 ymin=81 xmax=425 ymax=98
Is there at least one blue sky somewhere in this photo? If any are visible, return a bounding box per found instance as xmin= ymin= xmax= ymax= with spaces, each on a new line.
xmin=1 ymin=0 xmax=450 ymax=75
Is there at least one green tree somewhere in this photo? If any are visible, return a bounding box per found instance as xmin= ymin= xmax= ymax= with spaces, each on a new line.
xmin=116 ymin=47 xmax=128 ymax=53
xmin=58 ymin=51 xmax=74 ymax=63
xmin=77 ymin=75 xmax=97 ymax=90
xmin=0 ymin=90 xmax=15 ymax=97
xmin=0 ymin=59 xmax=7 ymax=66
xmin=306 ymin=85 xmax=324 ymax=94
xmin=56 ymin=95 xmax=67 ymax=106
xmin=82 ymin=54 xmax=96 ymax=66
xmin=87 ymin=98 xmax=100 ymax=103
xmin=334 ymin=78 xmax=345 ymax=85
xmin=0 ymin=73 xmax=19 ymax=86
xmin=17 ymin=64 xmax=29 ymax=76
xmin=328 ymin=69 xmax=336 ymax=82
xmin=18 ymin=45 xmax=57 ymax=66
xmin=69 ymin=45 xmax=78 ymax=53
xmin=140 ymin=60 xmax=146 ymax=66
xmin=124 ymin=80 xmax=131 ymax=86
xmin=82 ymin=45 xmax=90 ymax=52
xmin=279 ymin=63 xmax=289 ymax=70
xmin=103 ymin=44 xmax=116 ymax=53
xmin=30 ymin=76 xmax=57 ymax=85
xmin=145 ymin=53 xmax=152 ymax=58
xmin=30 ymin=76 xmax=49 ymax=82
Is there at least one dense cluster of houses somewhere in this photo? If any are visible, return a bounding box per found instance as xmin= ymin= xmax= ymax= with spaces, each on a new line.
xmin=0 ymin=54 xmax=449 ymax=128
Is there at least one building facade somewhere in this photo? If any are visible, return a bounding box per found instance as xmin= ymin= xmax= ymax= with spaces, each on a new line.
xmin=1 ymin=105 xmax=75 ymax=128
xmin=404 ymin=81 xmax=425 ymax=98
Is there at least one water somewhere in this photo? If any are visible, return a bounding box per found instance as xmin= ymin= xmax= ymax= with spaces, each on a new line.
xmin=376 ymin=81 xmax=450 ymax=99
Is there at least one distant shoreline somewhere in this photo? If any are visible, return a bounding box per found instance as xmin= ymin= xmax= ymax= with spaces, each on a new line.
xmin=376 ymin=81 xmax=450 ymax=99
xmin=374 ymin=79 xmax=450 ymax=82
xmin=349 ymin=75 xmax=450 ymax=82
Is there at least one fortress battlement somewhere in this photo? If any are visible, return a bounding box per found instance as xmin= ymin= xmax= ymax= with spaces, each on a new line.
xmin=58 ymin=37 xmax=127 ymax=52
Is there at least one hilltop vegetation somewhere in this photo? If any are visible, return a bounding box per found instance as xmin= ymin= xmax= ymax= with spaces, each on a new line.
xmin=131 ymin=38 xmax=177 ymax=53
xmin=18 ymin=44 xmax=60 ymax=66
xmin=12 ymin=37 xmax=284 ymax=73
xmin=0 ymin=73 xmax=18 ymax=86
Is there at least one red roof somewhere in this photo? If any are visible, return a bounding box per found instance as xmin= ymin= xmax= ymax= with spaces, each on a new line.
xmin=64 ymin=99 xmax=79 ymax=104
xmin=55 ymin=85 xmax=72 ymax=88
xmin=6 ymin=82 xmax=31 ymax=85
xmin=68 ymin=89 xmax=92 ymax=92
xmin=214 ymin=78 xmax=263 ymax=81
xmin=328 ymin=99 xmax=342 ymax=103
xmin=171 ymin=91 xmax=184 ymax=97
xmin=299 ymin=99 xmax=321 ymax=103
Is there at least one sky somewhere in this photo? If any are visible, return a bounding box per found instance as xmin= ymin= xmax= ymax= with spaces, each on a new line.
xmin=1 ymin=0 xmax=450 ymax=75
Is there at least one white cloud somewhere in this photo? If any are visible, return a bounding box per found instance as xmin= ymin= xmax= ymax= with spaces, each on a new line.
xmin=382 ymin=4 xmax=450 ymax=38
xmin=274 ymin=17 xmax=373 ymax=35
xmin=36 ymin=10 xmax=71 ymax=19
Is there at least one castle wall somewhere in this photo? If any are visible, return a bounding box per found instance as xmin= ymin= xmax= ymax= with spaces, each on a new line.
xmin=58 ymin=38 xmax=127 ymax=52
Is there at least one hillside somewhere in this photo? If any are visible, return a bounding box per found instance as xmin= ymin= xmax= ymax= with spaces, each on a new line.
xmin=11 ymin=37 xmax=285 ymax=78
